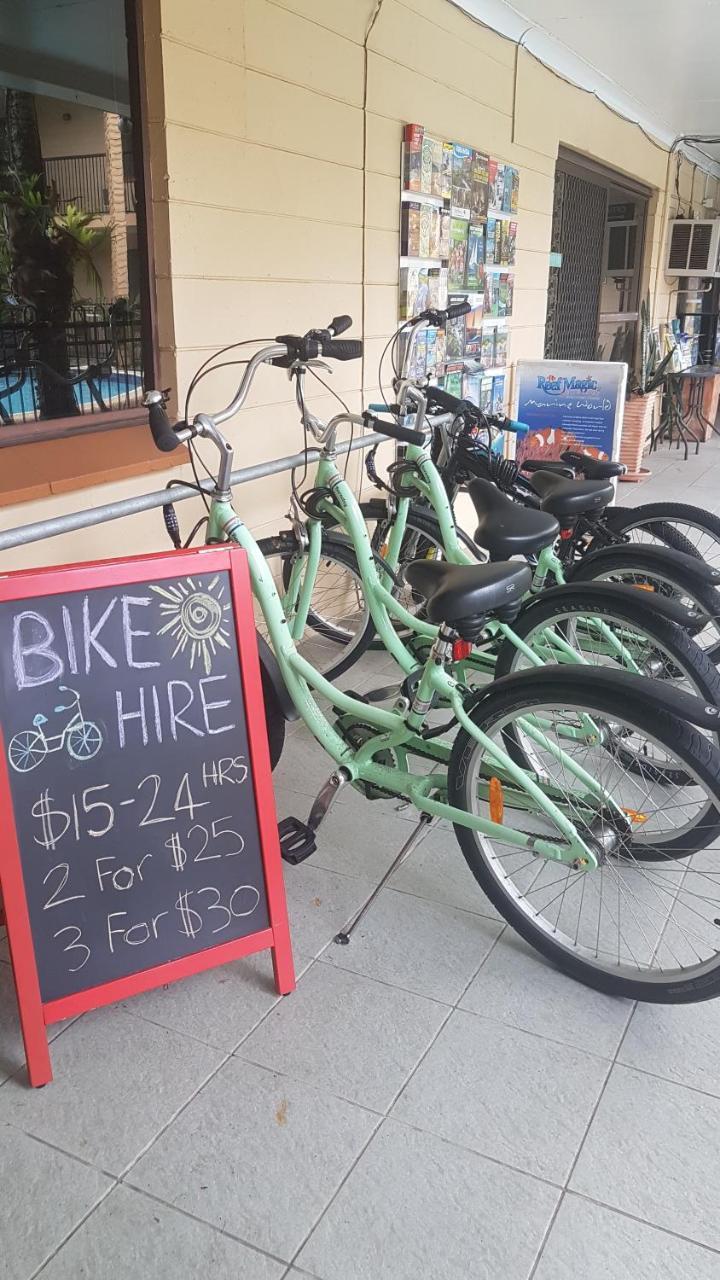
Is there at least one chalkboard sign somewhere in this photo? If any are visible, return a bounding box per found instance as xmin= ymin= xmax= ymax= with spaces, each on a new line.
xmin=0 ymin=547 xmax=294 ymax=1086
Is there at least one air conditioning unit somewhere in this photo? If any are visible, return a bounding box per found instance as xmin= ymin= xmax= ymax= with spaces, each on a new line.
xmin=665 ymin=219 xmax=720 ymax=277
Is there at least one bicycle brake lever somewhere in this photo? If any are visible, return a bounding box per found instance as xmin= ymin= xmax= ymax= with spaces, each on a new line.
xmin=287 ymin=358 xmax=332 ymax=381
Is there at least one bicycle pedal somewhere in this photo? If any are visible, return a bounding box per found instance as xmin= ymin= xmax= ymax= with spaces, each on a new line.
xmin=278 ymin=816 xmax=317 ymax=865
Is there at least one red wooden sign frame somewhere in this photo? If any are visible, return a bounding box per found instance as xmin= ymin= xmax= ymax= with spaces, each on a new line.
xmin=0 ymin=545 xmax=295 ymax=1086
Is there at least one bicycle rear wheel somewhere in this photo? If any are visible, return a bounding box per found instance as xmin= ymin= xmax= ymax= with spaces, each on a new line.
xmin=571 ymin=548 xmax=720 ymax=665
xmin=449 ymin=674 xmax=720 ymax=1002
xmin=494 ymin=587 xmax=720 ymax=787
xmin=610 ymin=503 xmax=720 ymax=572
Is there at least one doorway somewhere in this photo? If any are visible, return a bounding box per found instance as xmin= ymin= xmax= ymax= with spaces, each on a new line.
xmin=545 ymin=151 xmax=648 ymax=368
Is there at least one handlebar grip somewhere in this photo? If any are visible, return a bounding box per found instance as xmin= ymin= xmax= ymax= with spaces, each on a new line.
xmin=425 ymin=385 xmax=474 ymax=416
xmin=321 ymin=338 xmax=363 ymax=361
xmin=329 ymin=314 xmax=352 ymax=336
xmin=501 ymin=418 xmax=529 ymax=436
xmin=446 ymin=300 xmax=472 ymax=320
xmin=363 ymin=411 xmax=425 ymax=446
xmin=145 ymin=394 xmax=182 ymax=452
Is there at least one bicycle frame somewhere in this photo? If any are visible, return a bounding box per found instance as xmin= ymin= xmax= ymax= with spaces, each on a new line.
xmin=367 ymin=441 xmax=645 ymax=676
xmin=205 ymin=492 xmax=602 ymax=868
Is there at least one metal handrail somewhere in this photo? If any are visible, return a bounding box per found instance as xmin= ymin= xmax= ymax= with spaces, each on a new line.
xmin=43 ymin=152 xmax=135 ymax=214
xmin=0 ymin=432 xmax=383 ymax=553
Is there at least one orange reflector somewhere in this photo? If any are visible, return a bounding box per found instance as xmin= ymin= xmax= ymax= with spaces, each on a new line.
xmin=622 ymin=807 xmax=649 ymax=824
xmin=452 ymin=638 xmax=473 ymax=661
xmin=489 ymin=777 xmax=505 ymax=823
xmin=632 ymin=583 xmax=655 ymax=592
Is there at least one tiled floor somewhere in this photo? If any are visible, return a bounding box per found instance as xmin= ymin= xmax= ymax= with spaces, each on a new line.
xmin=3 ymin=436 xmax=720 ymax=1278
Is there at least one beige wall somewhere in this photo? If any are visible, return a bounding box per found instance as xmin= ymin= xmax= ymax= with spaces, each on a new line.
xmin=4 ymin=0 xmax=720 ymax=570
xmin=36 ymin=97 xmax=107 ymax=157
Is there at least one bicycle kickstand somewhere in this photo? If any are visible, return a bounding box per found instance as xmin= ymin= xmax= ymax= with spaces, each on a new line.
xmin=334 ymin=812 xmax=434 ymax=945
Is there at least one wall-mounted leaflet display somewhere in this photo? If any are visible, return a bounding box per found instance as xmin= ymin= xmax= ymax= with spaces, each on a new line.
xmin=399 ymin=122 xmax=518 ymax=413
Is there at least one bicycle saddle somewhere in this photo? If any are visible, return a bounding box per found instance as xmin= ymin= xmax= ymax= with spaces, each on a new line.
xmin=522 ymin=454 xmax=625 ymax=482
xmin=526 ymin=470 xmax=614 ymax=518
xmin=520 ymin=459 xmax=575 ymax=479
xmin=467 ymin=478 xmax=559 ymax=560
xmin=560 ymin=451 xmax=626 ymax=480
xmin=403 ymin=559 xmax=531 ymax=634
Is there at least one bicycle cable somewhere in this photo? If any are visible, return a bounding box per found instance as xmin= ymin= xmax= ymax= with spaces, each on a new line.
xmin=291 ymin=372 xmax=313 ymax=515
xmin=184 ymin=340 xmax=273 ymax=422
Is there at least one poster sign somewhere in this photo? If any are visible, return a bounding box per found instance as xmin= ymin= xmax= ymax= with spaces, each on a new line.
xmin=513 ymin=359 xmax=627 ymax=467
xmin=0 ymin=546 xmax=294 ymax=1086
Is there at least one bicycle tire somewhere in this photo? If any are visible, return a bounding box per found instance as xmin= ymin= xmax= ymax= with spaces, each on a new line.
xmin=569 ymin=547 xmax=720 ymax=665
xmin=610 ymin=503 xmax=720 ymax=570
xmin=259 ymin=665 xmax=286 ymax=770
xmin=448 ymin=671 xmax=720 ymax=1003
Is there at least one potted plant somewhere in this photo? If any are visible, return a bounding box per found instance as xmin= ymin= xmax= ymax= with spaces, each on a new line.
xmin=619 ymin=299 xmax=673 ymax=482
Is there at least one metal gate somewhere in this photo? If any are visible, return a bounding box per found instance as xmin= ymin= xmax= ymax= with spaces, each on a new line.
xmin=545 ymin=169 xmax=608 ymax=360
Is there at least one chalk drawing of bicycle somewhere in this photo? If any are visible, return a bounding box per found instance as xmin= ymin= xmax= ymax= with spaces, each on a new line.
xmin=7 ymin=687 xmax=103 ymax=773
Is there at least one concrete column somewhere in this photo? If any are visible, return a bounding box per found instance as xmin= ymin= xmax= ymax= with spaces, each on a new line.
xmin=103 ymin=111 xmax=129 ymax=299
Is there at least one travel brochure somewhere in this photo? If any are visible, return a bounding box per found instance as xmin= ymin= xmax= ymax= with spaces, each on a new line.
xmin=400 ymin=121 xmax=519 ymax=411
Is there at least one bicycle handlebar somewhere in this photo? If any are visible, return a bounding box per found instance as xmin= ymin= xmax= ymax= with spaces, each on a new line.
xmin=410 ymin=301 xmax=472 ymax=326
xmin=424 ymin=385 xmax=528 ymax=435
xmin=425 ymin=385 xmax=478 ymax=418
xmin=145 ymin=318 xmax=364 ymax=452
xmin=271 ymin=323 xmax=363 ymax=367
xmin=362 ymin=410 xmax=426 ymax=446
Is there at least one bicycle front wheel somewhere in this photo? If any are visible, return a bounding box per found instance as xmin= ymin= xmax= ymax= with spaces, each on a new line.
xmin=256 ymin=531 xmax=373 ymax=680
xmin=449 ymin=673 xmax=720 ymax=1002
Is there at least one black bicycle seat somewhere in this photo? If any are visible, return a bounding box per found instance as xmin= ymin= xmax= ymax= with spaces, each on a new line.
xmin=467 ymin=478 xmax=559 ymax=560
xmin=527 ymin=471 xmax=614 ymax=518
xmin=403 ymin=559 xmax=531 ymax=631
xmin=520 ymin=459 xmax=575 ymax=479
xmin=560 ymin=451 xmax=626 ymax=480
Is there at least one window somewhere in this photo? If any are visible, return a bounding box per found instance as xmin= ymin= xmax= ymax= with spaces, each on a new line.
xmin=0 ymin=0 xmax=154 ymax=440
xmin=545 ymin=151 xmax=648 ymax=369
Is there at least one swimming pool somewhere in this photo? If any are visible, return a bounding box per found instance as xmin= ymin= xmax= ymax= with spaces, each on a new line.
xmin=0 ymin=371 xmax=143 ymax=419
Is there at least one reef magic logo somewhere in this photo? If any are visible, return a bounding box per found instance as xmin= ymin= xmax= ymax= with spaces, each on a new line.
xmin=536 ymin=373 xmax=598 ymax=394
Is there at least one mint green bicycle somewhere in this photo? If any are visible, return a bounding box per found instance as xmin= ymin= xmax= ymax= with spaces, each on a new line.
xmin=276 ymin=309 xmax=720 ymax=725
xmin=145 ymin=319 xmax=720 ymax=1003
xmin=246 ymin=309 xmax=720 ymax=801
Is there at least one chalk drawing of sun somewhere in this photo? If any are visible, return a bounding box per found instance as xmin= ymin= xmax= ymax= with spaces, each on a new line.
xmin=151 ymin=575 xmax=231 ymax=675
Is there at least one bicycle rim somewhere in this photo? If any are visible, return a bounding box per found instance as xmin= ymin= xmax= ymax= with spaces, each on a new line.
xmin=457 ymin=700 xmax=720 ymax=987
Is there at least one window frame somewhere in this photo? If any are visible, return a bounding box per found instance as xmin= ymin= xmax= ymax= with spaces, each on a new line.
xmin=0 ymin=0 xmax=157 ymax=451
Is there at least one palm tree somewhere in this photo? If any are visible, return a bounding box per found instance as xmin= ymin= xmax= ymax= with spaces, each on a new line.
xmin=1 ymin=89 xmax=106 ymax=419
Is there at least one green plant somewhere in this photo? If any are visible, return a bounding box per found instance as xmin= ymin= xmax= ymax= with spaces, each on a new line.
xmin=632 ymin=296 xmax=673 ymax=395
xmin=0 ymin=89 xmax=108 ymax=417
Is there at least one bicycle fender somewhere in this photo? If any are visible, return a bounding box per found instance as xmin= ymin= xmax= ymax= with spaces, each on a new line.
xmin=526 ymin=581 xmax=705 ymax=630
xmin=256 ymin=631 xmax=300 ymax=721
xmin=570 ymin=542 xmax=720 ymax=588
xmin=464 ymin=666 xmax=720 ymax=730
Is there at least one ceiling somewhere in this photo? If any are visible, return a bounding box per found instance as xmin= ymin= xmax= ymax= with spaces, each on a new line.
xmin=0 ymin=0 xmax=129 ymax=114
xmin=457 ymin=0 xmax=720 ymax=170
